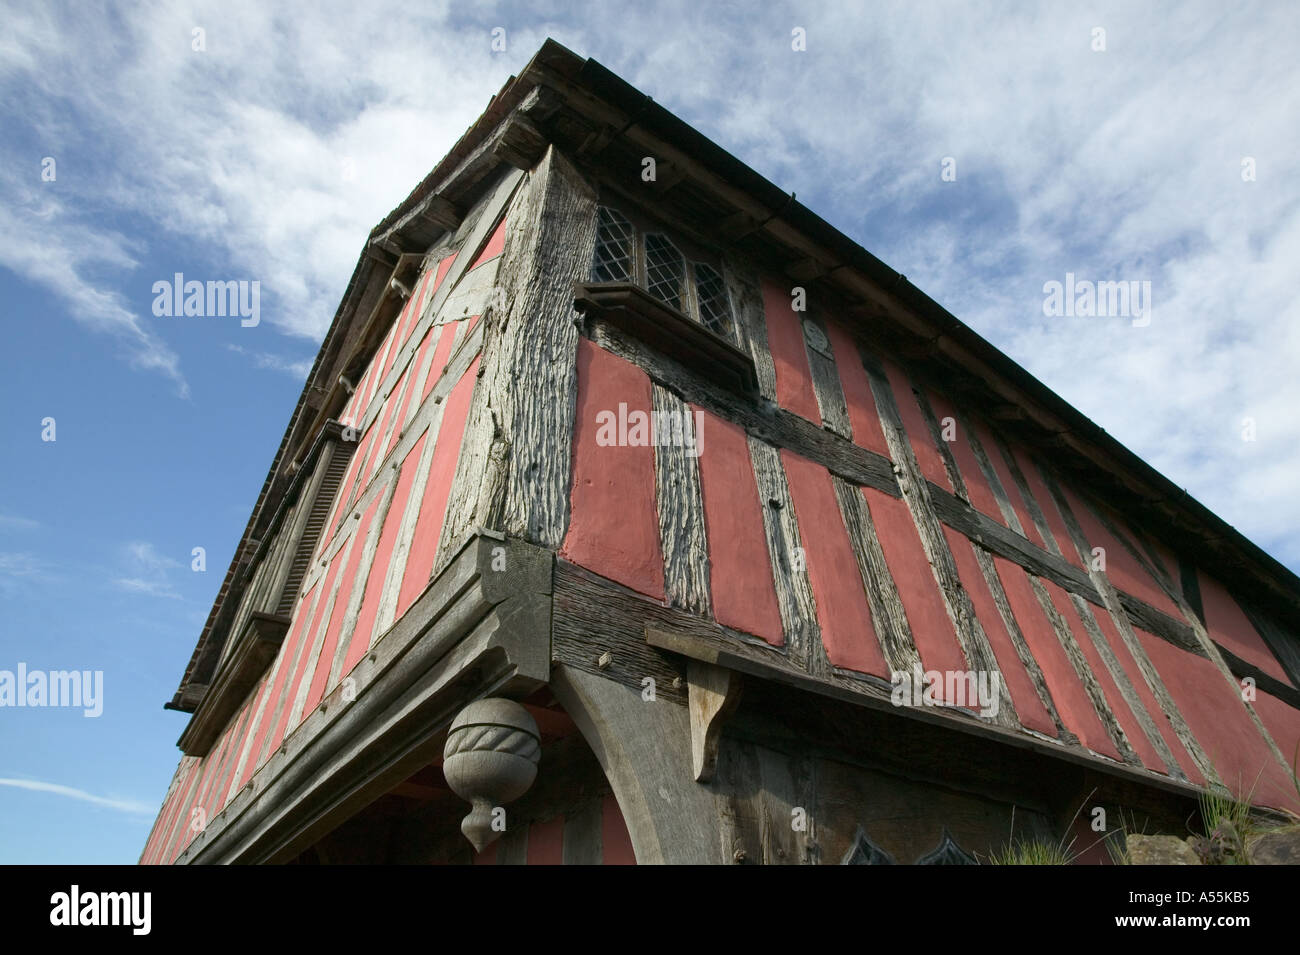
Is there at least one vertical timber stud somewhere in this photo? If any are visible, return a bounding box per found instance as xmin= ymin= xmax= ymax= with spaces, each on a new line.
xmin=723 ymin=252 xmax=777 ymax=402
xmin=979 ymin=438 xmax=1188 ymax=777
xmin=747 ymin=435 xmax=830 ymax=679
xmin=802 ymin=309 xmax=852 ymax=439
xmin=928 ymin=398 xmax=1129 ymax=754
xmin=858 ymin=348 xmax=1014 ymax=719
xmin=460 ymin=146 xmax=598 ymax=556
xmin=947 ymin=410 xmax=1072 ymax=737
xmin=1035 ymin=466 xmax=1223 ymax=787
xmin=653 ymin=384 xmax=712 ymax=615
xmin=1046 ymin=468 xmax=1296 ymax=782
xmin=831 ymin=475 xmax=924 ymax=675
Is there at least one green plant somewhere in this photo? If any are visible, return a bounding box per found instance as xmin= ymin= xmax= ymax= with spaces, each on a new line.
xmin=1189 ymin=780 xmax=1258 ymax=864
xmin=988 ymin=839 xmax=1076 ymax=865
xmin=984 ymin=800 xmax=1088 ymax=865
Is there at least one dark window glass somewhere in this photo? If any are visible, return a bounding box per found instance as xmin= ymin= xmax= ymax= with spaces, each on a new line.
xmin=694 ymin=262 xmax=733 ymax=338
xmin=591 ymin=206 xmax=635 ymax=282
xmin=644 ymin=233 xmax=684 ymax=310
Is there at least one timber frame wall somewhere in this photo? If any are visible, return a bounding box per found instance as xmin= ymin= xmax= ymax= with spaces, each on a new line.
xmin=143 ymin=40 xmax=1300 ymax=865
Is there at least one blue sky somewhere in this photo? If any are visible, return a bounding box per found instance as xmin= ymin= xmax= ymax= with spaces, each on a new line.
xmin=2 ymin=1 xmax=1298 ymax=863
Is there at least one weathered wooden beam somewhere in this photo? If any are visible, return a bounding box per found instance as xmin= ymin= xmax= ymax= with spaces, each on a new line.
xmin=180 ymin=535 xmax=552 ymax=864
xmin=685 ymin=659 xmax=742 ymax=782
xmin=492 ymin=114 xmax=549 ymax=171
xmin=1035 ymin=467 xmax=1223 ymax=787
xmin=587 ymin=317 xmax=899 ymax=496
xmin=652 ymin=384 xmax=711 ymax=615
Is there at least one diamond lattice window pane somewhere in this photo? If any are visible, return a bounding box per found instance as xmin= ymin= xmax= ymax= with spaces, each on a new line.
xmin=644 ymin=233 xmax=684 ymax=310
xmin=591 ymin=207 xmax=635 ymax=282
xmin=694 ymin=262 xmax=734 ymax=339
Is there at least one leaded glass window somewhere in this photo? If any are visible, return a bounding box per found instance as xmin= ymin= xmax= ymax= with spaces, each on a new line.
xmin=591 ymin=207 xmax=635 ymax=282
xmin=693 ymin=262 xmax=733 ymax=338
xmin=644 ymin=233 xmax=685 ymax=310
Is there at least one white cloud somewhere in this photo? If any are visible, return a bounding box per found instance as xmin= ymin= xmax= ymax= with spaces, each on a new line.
xmin=113 ymin=541 xmax=182 ymax=600
xmin=1 ymin=1 xmax=1297 ymax=572
xmin=226 ymin=343 xmax=314 ymax=379
xmin=0 ymin=777 xmax=154 ymax=816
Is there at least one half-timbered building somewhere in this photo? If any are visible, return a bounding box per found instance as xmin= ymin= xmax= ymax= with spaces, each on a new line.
xmin=141 ymin=40 xmax=1300 ymax=865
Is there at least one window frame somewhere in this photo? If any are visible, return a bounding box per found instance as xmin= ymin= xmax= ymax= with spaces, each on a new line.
xmin=589 ymin=200 xmax=736 ymax=344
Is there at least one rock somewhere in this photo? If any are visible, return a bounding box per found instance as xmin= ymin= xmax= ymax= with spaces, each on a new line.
xmin=1126 ymin=834 xmax=1201 ymax=865
xmin=1249 ymin=828 xmax=1300 ymax=865
xmin=1189 ymin=820 xmax=1246 ymax=864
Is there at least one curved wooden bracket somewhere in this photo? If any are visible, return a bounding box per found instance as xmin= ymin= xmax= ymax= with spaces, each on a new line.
xmin=687 ymin=659 xmax=742 ymax=783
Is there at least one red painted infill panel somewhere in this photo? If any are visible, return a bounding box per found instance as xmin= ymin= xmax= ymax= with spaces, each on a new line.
xmin=239 ymin=582 xmax=320 ymax=791
xmin=993 ymin=557 xmax=1121 ymax=759
xmin=381 ymin=354 xmax=422 ymax=464
xmin=341 ymin=432 xmax=430 ymax=677
xmin=863 ymin=487 xmax=969 ymax=697
xmin=694 ymin=408 xmax=783 ymax=645
xmin=1059 ymin=483 xmax=1181 ymax=619
xmin=143 ymin=760 xmax=198 ymax=865
xmin=397 ymin=357 xmax=480 ymax=618
xmin=161 ymin=762 xmax=208 ymax=864
xmin=1253 ymin=691 xmax=1300 ymax=808
xmin=1136 ymin=627 xmax=1298 ymax=810
xmin=171 ymin=725 xmax=237 ymax=861
xmin=357 ymin=391 xmax=400 ymax=493
xmin=431 ymin=252 xmax=457 ymax=296
xmin=1044 ymin=581 xmax=1166 ymax=773
xmin=302 ymin=494 xmax=383 ymax=718
xmin=200 ymin=698 xmax=255 ymax=823
xmin=1087 ymin=603 xmax=1207 ymax=785
xmin=1198 ymin=571 xmax=1290 ymax=684
xmin=760 ymin=278 xmax=821 ymax=423
xmin=602 ymin=795 xmax=636 ymax=865
xmin=166 ymin=754 xmax=219 ymax=861
xmin=265 ymin=551 xmax=348 ymax=756
xmin=333 ymin=409 xmax=383 ymax=536
xmin=470 ymin=217 xmax=508 ymax=270
xmin=1146 ymin=539 xmax=1182 ymax=597
xmin=781 ymin=450 xmax=885 ymax=675
xmin=881 ymin=359 xmax=951 ymax=491
xmin=376 ymin=272 xmax=427 ymax=386
xmin=560 ymin=340 xmax=665 ymax=601
xmin=143 ymin=773 xmax=186 ymax=863
xmin=973 ymin=419 xmax=1043 ymax=545
xmin=199 ymin=702 xmax=250 ymax=821
xmin=825 ymin=320 xmax=888 ymax=457
xmin=1008 ymin=446 xmax=1085 ymax=568
xmin=941 ymin=525 xmax=1056 ymax=736
xmin=420 ymin=323 xmax=457 ymax=406
xmin=525 ymin=816 xmax=564 ymax=865
xmin=927 ymin=391 xmax=1003 ymax=523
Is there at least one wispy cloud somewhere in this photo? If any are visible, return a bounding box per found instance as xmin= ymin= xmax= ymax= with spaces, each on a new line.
xmin=1 ymin=1 xmax=1297 ymax=574
xmin=0 ymin=778 xmax=154 ymax=815
xmin=0 ymin=168 xmax=188 ymax=397
xmin=112 ymin=541 xmax=182 ymax=600
xmin=0 ymin=514 xmax=40 ymax=531
xmin=226 ymin=343 xmax=314 ymax=379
